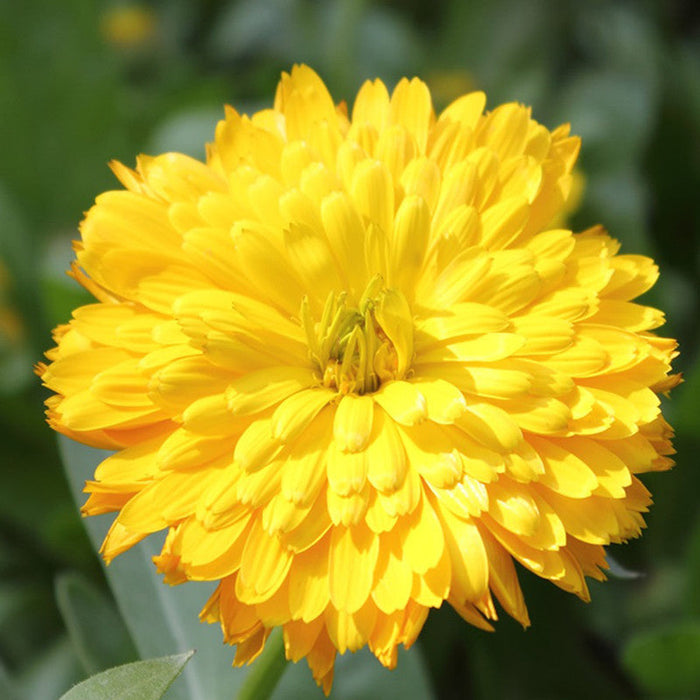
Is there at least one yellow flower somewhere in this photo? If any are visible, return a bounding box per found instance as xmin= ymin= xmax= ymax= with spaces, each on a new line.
xmin=39 ymin=65 xmax=679 ymax=693
xmin=100 ymin=4 xmax=156 ymax=49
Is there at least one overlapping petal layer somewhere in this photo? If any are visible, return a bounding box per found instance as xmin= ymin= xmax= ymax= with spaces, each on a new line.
xmin=40 ymin=65 xmax=678 ymax=694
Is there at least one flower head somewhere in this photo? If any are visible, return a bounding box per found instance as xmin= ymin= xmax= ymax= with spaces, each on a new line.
xmin=39 ymin=65 xmax=679 ymax=693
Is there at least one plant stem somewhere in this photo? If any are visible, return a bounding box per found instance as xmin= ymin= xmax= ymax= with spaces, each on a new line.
xmin=236 ymin=628 xmax=288 ymax=700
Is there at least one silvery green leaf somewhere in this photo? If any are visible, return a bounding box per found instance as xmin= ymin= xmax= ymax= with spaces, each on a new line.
xmin=59 ymin=651 xmax=194 ymax=700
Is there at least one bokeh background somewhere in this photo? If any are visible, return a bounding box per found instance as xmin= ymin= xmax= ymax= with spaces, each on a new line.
xmin=1 ymin=1 xmax=699 ymax=698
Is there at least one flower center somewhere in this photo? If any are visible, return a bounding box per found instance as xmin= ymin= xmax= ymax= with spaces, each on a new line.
xmin=301 ymin=276 xmax=413 ymax=395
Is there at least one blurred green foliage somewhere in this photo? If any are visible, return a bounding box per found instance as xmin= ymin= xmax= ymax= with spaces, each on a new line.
xmin=0 ymin=0 xmax=698 ymax=697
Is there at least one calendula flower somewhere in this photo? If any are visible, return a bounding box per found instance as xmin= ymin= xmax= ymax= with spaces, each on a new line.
xmin=39 ymin=65 xmax=678 ymax=694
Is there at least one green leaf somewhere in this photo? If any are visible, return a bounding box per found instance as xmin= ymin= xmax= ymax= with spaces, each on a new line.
xmin=55 ymin=572 xmax=138 ymax=675
xmin=59 ymin=651 xmax=194 ymax=700
xmin=622 ymin=620 xmax=700 ymax=696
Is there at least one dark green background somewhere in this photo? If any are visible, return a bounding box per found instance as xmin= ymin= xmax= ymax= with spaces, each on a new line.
xmin=0 ymin=1 xmax=698 ymax=697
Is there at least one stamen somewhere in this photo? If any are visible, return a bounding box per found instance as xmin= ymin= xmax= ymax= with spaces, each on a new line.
xmin=300 ymin=282 xmax=413 ymax=395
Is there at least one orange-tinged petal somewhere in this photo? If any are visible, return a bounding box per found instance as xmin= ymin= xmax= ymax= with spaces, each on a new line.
xmin=325 ymin=601 xmax=377 ymax=654
xmin=283 ymin=617 xmax=324 ymax=662
xmin=237 ymin=518 xmax=293 ymax=603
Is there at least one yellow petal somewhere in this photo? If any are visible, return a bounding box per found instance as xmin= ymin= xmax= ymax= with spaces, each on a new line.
xmin=388 ymin=195 xmax=431 ymax=294
xmin=333 ymin=394 xmax=374 ymax=452
xmin=279 ymin=492 xmax=331 ymax=553
xmin=238 ymin=518 xmax=293 ymax=603
xmin=438 ymin=506 xmax=489 ymax=601
xmin=261 ymin=492 xmax=313 ymax=536
xmin=458 ymin=402 xmax=523 ymax=453
xmin=562 ymin=437 xmax=632 ymax=498
xmin=497 ymin=396 xmax=571 ymax=435
xmin=327 ymin=486 xmax=369 ymax=527
xmin=93 ymin=434 xmax=166 ymax=485
xmin=327 ymin=445 xmax=367 ymax=496
xmin=432 ymin=476 xmax=489 ymax=519
xmin=478 ymin=525 xmax=530 ymax=627
xmin=486 ymin=479 xmax=541 ymax=538
xmin=410 ymin=378 xmax=466 ymax=423
xmin=590 ymin=299 xmax=665 ymax=332
xmin=283 ymin=220 xmax=342 ymax=301
xmin=377 ymin=467 xmax=421 ymax=518
xmin=117 ymin=467 xmax=220 ymax=533
xmin=329 ymin=523 xmax=379 ymax=613
xmin=400 ymin=493 xmax=444 ymax=574
xmin=418 ymin=333 xmax=525 ymax=364
xmin=365 ymin=409 xmax=408 ymax=493
xmin=372 ymin=545 xmax=413 ymax=614
xmin=375 ymin=124 xmax=419 ymax=184
xmin=365 ymin=490 xmax=398 ymax=533
xmin=399 ymin=422 xmax=465 ymax=489
xmin=58 ymin=390 xmax=164 ymax=432
xmin=351 ymin=159 xmax=394 ymax=237
xmin=320 ymin=192 xmax=369 ymax=297
xmin=233 ymin=417 xmax=282 ymax=472
xmin=325 ymin=601 xmax=377 ymax=654
xmin=231 ymin=222 xmax=305 ymax=315
xmin=389 ymin=77 xmax=434 ymax=152
xmin=43 ymin=347 xmax=130 ymax=395
xmin=374 ymin=289 xmax=414 ymax=377
xmin=414 ymin=302 xmax=510 ymax=345
xmin=528 ymin=435 xmax=599 ymax=498
xmin=400 ymin=156 xmax=441 ymax=213
xmin=271 ymin=388 xmax=334 ymax=443
xmin=480 ymin=196 xmax=530 ymax=249
xmin=227 ymin=367 xmax=317 ymax=416
xmin=536 ymin=487 xmax=619 ymax=545
xmin=283 ymin=617 xmax=324 ymax=662
xmin=476 ymin=102 xmax=531 ymax=159
xmin=281 ymin=409 xmax=332 ymax=506
xmin=352 ymin=78 xmax=390 ymax=131
xmin=150 ymin=355 xmax=233 ymax=413
xmin=179 ymin=517 xmax=252 ymax=580
xmin=372 ymin=380 xmax=427 ymax=426
xmin=275 ymin=65 xmax=338 ymax=142
xmin=412 ymin=545 xmax=451 ymax=607
xmin=439 ymin=90 xmax=486 ymax=130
